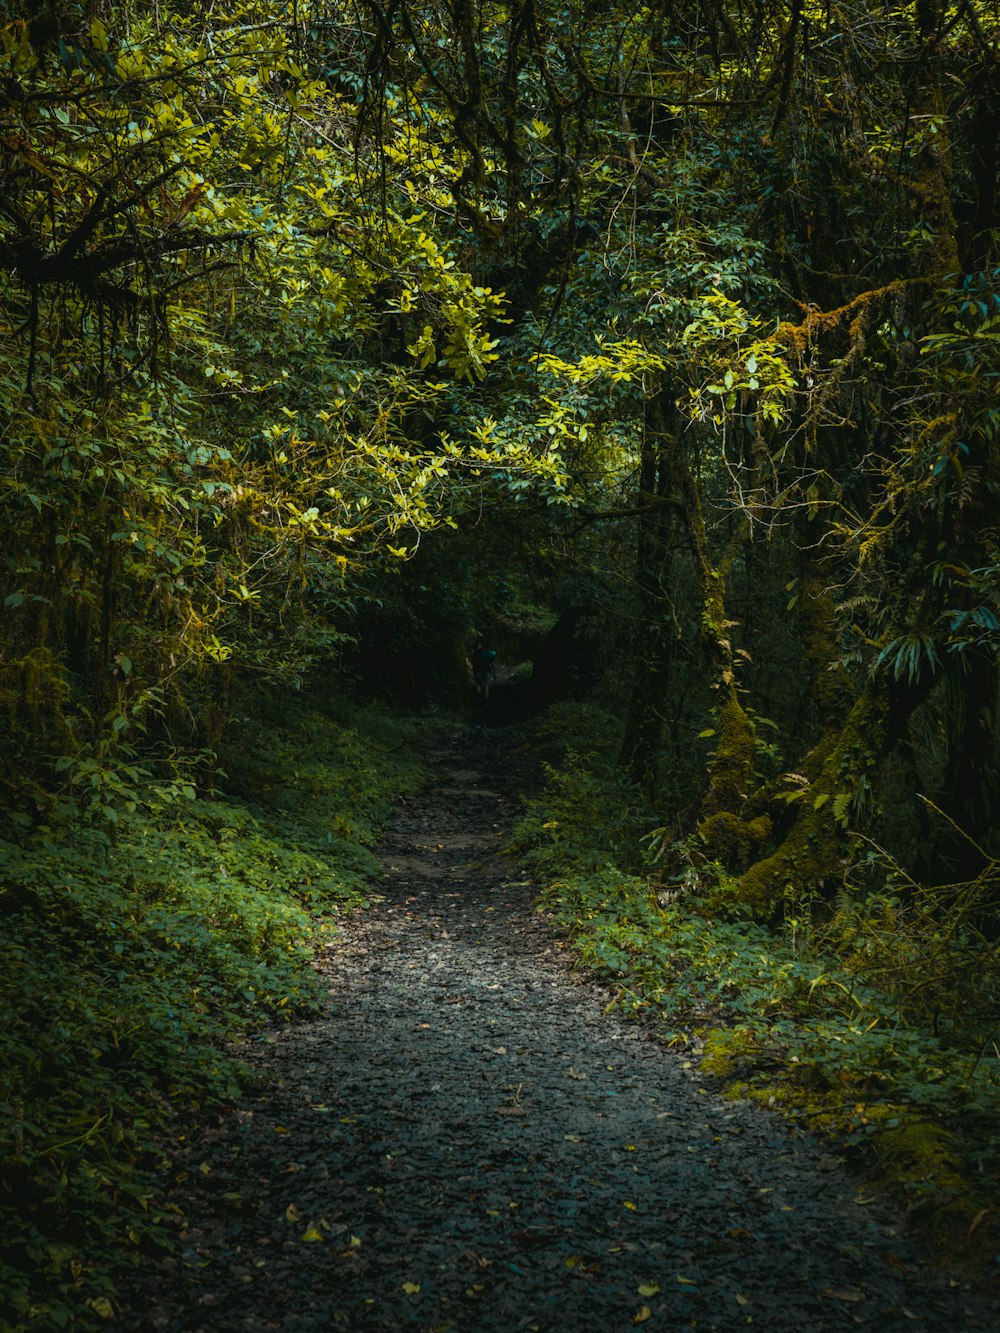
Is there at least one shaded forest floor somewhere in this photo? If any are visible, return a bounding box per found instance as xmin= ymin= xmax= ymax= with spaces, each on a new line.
xmin=114 ymin=710 xmax=995 ymax=1331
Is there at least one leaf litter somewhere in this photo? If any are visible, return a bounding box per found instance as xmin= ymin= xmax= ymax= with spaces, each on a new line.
xmin=115 ymin=720 xmax=994 ymax=1330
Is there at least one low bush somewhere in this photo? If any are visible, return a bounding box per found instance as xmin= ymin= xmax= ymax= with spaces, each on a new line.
xmin=0 ymin=687 xmax=425 ymax=1329
xmin=515 ymin=725 xmax=1000 ymax=1265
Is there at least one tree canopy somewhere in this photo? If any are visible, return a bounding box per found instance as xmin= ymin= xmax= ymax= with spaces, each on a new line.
xmin=7 ymin=0 xmax=996 ymax=879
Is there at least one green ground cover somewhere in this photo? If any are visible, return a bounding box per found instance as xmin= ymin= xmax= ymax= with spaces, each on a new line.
xmin=0 ymin=689 xmax=426 ymax=1330
xmin=511 ymin=702 xmax=1000 ymax=1278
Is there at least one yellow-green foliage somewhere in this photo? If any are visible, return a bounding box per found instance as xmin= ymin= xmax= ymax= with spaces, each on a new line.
xmin=0 ymin=0 xmax=573 ymax=826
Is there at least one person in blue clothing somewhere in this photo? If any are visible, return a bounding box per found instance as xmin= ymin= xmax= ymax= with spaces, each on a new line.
xmin=470 ymin=637 xmax=498 ymax=704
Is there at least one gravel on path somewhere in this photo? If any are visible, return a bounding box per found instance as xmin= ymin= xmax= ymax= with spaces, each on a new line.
xmin=115 ymin=722 xmax=995 ymax=1332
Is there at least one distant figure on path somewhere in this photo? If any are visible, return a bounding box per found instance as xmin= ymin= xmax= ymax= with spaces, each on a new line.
xmin=470 ymin=637 xmax=497 ymax=704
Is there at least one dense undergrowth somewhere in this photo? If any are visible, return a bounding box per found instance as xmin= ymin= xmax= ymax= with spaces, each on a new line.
xmin=0 ymin=688 xmax=425 ymax=1330
xmin=513 ymin=702 xmax=1000 ymax=1278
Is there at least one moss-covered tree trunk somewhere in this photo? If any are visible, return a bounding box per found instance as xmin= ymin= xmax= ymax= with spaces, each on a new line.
xmin=732 ymin=686 xmax=886 ymax=917
xmin=671 ymin=437 xmax=770 ymax=864
xmin=732 ymin=628 xmax=940 ymax=919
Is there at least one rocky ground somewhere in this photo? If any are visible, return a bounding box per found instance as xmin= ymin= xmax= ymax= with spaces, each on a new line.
xmin=114 ymin=713 xmax=995 ymax=1331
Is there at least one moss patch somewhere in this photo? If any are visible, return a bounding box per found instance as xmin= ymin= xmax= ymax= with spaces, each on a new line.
xmin=702 ymin=691 xmax=758 ymax=817
xmin=698 ymin=810 xmax=772 ymax=867
xmin=736 ymin=689 xmax=887 ymax=916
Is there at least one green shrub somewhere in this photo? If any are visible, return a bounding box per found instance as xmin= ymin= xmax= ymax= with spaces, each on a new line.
xmin=510 ymin=702 xmax=648 ymax=876
xmin=517 ymin=740 xmax=1000 ymax=1246
xmin=0 ymin=687 xmax=425 ymax=1330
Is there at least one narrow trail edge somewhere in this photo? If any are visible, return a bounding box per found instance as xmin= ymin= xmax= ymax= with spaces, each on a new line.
xmin=116 ymin=722 xmax=992 ymax=1332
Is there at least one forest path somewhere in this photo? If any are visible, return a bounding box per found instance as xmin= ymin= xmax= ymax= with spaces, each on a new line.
xmin=118 ymin=718 xmax=990 ymax=1332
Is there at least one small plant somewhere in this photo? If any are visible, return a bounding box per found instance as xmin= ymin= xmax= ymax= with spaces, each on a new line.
xmin=516 ymin=736 xmax=1000 ymax=1257
xmin=0 ymin=685 xmax=425 ymax=1330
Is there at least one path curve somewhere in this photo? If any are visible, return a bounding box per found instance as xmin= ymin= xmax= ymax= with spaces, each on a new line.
xmin=118 ymin=723 xmax=991 ymax=1331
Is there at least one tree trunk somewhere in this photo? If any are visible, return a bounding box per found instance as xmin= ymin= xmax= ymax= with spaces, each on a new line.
xmin=619 ymin=393 xmax=681 ymax=798
xmin=732 ymin=684 xmax=887 ymax=917
xmin=673 ymin=435 xmax=769 ymax=863
xmin=732 ymin=655 xmax=943 ymax=918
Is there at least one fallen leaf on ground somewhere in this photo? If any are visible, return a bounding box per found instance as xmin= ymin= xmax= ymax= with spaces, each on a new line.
xmin=826 ymin=1286 xmax=865 ymax=1302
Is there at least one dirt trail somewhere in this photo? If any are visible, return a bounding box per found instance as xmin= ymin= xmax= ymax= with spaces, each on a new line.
xmin=117 ymin=721 xmax=992 ymax=1331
